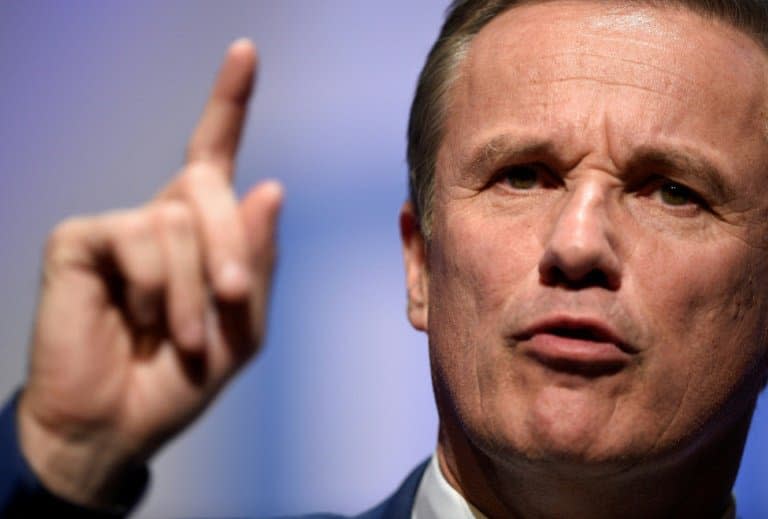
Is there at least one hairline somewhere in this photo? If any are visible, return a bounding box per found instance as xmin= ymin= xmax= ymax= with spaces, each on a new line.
xmin=408 ymin=0 xmax=768 ymax=239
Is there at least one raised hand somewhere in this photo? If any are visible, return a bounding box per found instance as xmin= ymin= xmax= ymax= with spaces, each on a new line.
xmin=15 ymin=39 xmax=282 ymax=508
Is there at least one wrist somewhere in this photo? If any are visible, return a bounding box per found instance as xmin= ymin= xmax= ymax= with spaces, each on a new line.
xmin=16 ymin=391 xmax=147 ymax=511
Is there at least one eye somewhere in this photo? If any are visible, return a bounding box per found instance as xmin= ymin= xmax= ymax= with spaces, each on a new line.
xmin=656 ymin=181 xmax=701 ymax=207
xmin=500 ymin=164 xmax=550 ymax=190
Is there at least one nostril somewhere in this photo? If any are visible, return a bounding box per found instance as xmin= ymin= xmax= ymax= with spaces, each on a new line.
xmin=542 ymin=265 xmax=613 ymax=290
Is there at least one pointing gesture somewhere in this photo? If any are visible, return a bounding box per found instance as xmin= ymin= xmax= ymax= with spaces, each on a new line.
xmin=17 ymin=40 xmax=282 ymax=508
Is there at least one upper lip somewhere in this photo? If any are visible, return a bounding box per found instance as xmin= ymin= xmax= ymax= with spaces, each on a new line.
xmin=513 ymin=315 xmax=636 ymax=354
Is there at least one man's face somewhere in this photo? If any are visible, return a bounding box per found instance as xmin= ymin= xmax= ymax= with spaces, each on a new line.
xmin=407 ymin=1 xmax=768 ymax=468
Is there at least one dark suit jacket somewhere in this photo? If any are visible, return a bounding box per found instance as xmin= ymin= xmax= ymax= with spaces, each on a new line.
xmin=299 ymin=460 xmax=429 ymax=519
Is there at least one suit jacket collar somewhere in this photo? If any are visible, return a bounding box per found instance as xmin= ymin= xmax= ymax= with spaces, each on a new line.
xmin=353 ymin=459 xmax=429 ymax=519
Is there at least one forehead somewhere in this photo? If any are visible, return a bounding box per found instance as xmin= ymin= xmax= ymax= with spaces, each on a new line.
xmin=442 ymin=1 xmax=768 ymax=177
xmin=469 ymin=1 xmax=765 ymax=86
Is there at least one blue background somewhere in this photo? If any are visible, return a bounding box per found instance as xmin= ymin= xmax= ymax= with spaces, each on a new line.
xmin=0 ymin=2 xmax=765 ymax=516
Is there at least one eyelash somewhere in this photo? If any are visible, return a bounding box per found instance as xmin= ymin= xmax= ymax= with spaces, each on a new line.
xmin=494 ymin=166 xmax=709 ymax=211
xmin=496 ymin=164 xmax=558 ymax=190
xmin=638 ymin=177 xmax=708 ymax=211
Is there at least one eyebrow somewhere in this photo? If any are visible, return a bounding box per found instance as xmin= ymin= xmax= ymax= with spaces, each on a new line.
xmin=628 ymin=146 xmax=736 ymax=202
xmin=463 ymin=135 xmax=737 ymax=202
xmin=465 ymin=135 xmax=558 ymax=175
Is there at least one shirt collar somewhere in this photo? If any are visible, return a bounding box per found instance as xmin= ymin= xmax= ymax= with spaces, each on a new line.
xmin=412 ymin=454 xmax=488 ymax=519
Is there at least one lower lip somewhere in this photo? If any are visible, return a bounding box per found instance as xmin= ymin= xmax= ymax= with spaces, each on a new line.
xmin=521 ymin=333 xmax=631 ymax=372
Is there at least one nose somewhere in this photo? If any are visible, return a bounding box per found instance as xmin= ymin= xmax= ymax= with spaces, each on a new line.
xmin=538 ymin=181 xmax=621 ymax=290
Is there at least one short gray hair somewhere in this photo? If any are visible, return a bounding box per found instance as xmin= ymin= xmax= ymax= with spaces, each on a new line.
xmin=406 ymin=0 xmax=768 ymax=238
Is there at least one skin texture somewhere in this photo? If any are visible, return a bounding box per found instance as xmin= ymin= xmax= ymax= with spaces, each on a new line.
xmin=401 ymin=2 xmax=768 ymax=517
xmin=18 ymin=40 xmax=283 ymax=507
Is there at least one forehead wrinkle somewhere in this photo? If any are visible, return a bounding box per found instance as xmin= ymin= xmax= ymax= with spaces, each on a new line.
xmin=531 ymin=77 xmax=687 ymax=103
xmin=533 ymin=50 xmax=698 ymax=88
xmin=519 ymin=55 xmax=694 ymax=104
xmin=472 ymin=3 xmax=768 ymax=100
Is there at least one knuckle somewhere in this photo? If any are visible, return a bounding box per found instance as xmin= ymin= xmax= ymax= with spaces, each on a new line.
xmin=46 ymin=217 xmax=85 ymax=254
xmin=118 ymin=210 xmax=154 ymax=243
xmin=174 ymin=163 xmax=216 ymax=203
xmin=180 ymin=161 xmax=229 ymax=195
xmin=182 ymin=162 xmax=211 ymax=186
xmin=115 ymin=211 xmax=165 ymax=290
xmin=155 ymin=201 xmax=194 ymax=235
xmin=44 ymin=217 xmax=90 ymax=269
xmin=185 ymin=144 xmax=231 ymax=173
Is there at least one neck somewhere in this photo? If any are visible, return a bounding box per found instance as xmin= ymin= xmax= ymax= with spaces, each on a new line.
xmin=436 ymin=406 xmax=752 ymax=519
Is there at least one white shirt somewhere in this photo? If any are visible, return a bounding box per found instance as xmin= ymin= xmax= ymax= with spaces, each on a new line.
xmin=412 ymin=454 xmax=487 ymax=519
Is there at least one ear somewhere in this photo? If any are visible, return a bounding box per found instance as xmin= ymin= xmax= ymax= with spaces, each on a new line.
xmin=400 ymin=201 xmax=429 ymax=331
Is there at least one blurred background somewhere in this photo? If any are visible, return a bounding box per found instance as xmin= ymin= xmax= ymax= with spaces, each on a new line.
xmin=0 ymin=1 xmax=766 ymax=517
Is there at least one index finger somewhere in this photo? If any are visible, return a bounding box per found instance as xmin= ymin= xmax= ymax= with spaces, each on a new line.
xmin=185 ymin=38 xmax=257 ymax=174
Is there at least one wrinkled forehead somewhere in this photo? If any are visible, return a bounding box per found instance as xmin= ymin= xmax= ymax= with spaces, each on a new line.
xmin=442 ymin=0 xmax=768 ymax=170
xmin=458 ymin=1 xmax=768 ymax=122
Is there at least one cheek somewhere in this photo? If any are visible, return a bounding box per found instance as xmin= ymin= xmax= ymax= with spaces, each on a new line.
xmin=425 ymin=203 xmax=545 ymax=418
xmin=629 ymin=233 xmax=768 ymax=429
xmin=427 ymin=203 xmax=544 ymax=350
xmin=432 ymin=201 xmax=544 ymax=308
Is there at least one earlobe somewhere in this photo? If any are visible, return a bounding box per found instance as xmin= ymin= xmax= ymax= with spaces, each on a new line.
xmin=400 ymin=201 xmax=429 ymax=331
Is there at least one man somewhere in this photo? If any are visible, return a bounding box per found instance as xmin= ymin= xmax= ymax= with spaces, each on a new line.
xmin=2 ymin=0 xmax=768 ymax=516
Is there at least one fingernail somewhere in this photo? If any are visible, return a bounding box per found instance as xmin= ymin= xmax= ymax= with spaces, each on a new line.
xmin=262 ymin=179 xmax=283 ymax=196
xmin=230 ymin=38 xmax=253 ymax=50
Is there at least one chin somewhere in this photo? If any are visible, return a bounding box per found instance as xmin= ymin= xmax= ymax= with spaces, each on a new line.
xmin=474 ymin=429 xmax=647 ymax=479
xmin=463 ymin=390 xmax=655 ymax=474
